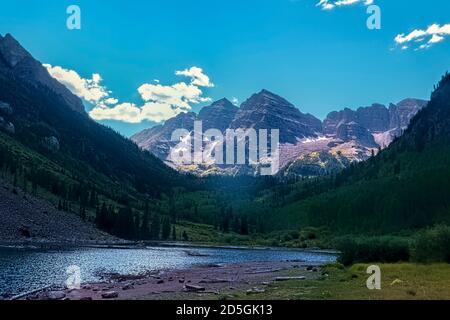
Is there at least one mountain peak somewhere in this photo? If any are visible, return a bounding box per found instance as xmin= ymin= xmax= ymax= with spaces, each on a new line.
xmin=0 ymin=33 xmax=86 ymax=114
xmin=198 ymin=99 xmax=238 ymax=131
xmin=231 ymin=89 xmax=322 ymax=143
xmin=0 ymin=33 xmax=32 ymax=68
xmin=244 ymin=89 xmax=294 ymax=110
xmin=396 ymin=98 xmax=428 ymax=108
xmin=259 ymin=89 xmax=273 ymax=94
xmin=211 ymin=98 xmax=236 ymax=108
xmin=4 ymin=33 xmax=16 ymax=40
xmin=257 ymin=89 xmax=284 ymax=100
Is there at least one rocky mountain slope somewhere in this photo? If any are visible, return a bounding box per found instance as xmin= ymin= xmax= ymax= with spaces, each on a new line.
xmin=132 ymin=89 xmax=426 ymax=177
xmin=230 ymin=90 xmax=322 ymax=144
xmin=200 ymin=98 xmax=239 ymax=132
xmin=0 ymin=179 xmax=116 ymax=243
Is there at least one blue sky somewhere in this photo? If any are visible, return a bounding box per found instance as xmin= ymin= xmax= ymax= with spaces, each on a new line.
xmin=1 ymin=0 xmax=450 ymax=136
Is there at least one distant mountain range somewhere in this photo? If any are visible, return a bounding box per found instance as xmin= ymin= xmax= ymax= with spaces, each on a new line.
xmin=0 ymin=32 xmax=428 ymax=179
xmin=132 ymin=89 xmax=427 ymax=177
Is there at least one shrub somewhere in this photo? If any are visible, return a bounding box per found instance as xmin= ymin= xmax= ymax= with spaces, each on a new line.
xmin=336 ymin=236 xmax=410 ymax=265
xmin=282 ymin=233 xmax=293 ymax=242
xmin=411 ymin=225 xmax=450 ymax=263
xmin=289 ymin=230 xmax=300 ymax=240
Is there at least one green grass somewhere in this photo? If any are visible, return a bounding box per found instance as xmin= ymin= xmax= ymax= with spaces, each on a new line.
xmin=173 ymin=222 xmax=330 ymax=248
xmin=175 ymin=221 xmax=275 ymax=246
xmin=225 ymin=263 xmax=450 ymax=300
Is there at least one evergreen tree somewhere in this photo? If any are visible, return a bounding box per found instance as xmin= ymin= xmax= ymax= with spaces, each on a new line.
xmin=231 ymin=216 xmax=240 ymax=233
xmin=240 ymin=215 xmax=249 ymax=235
xmin=96 ymin=202 xmax=108 ymax=231
xmin=140 ymin=211 xmax=150 ymax=240
xmin=114 ymin=206 xmax=134 ymax=239
xmin=161 ymin=217 xmax=171 ymax=240
xmin=194 ymin=205 xmax=198 ymax=217
xmin=150 ymin=214 xmax=161 ymax=240
xmin=81 ymin=207 xmax=87 ymax=221
xmin=172 ymin=226 xmax=177 ymax=241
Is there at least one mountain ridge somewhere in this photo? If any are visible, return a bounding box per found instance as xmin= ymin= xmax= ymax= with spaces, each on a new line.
xmin=0 ymin=33 xmax=86 ymax=114
xmin=262 ymin=72 xmax=450 ymax=233
xmin=132 ymin=90 xmax=427 ymax=177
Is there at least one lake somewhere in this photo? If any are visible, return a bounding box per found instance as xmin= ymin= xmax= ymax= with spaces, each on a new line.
xmin=0 ymin=245 xmax=336 ymax=298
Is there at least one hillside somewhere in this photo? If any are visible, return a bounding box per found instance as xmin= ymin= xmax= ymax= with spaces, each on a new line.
xmin=0 ymin=34 xmax=191 ymax=241
xmin=0 ymin=177 xmax=116 ymax=243
xmin=258 ymin=73 xmax=450 ymax=235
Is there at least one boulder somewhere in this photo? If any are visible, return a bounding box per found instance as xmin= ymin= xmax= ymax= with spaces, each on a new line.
xmin=199 ymin=278 xmax=230 ymax=284
xmin=184 ymin=284 xmax=205 ymax=292
xmin=47 ymin=291 xmax=66 ymax=300
xmin=274 ymin=276 xmax=306 ymax=281
xmin=122 ymin=284 xmax=134 ymax=291
xmin=246 ymin=288 xmax=265 ymax=295
xmin=101 ymin=291 xmax=119 ymax=299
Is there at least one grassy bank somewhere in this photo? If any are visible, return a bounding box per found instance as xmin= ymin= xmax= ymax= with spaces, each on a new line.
xmin=224 ymin=263 xmax=450 ymax=300
xmin=175 ymin=221 xmax=330 ymax=248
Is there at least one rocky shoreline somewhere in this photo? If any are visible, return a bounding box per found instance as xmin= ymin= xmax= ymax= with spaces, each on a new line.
xmin=20 ymin=260 xmax=326 ymax=300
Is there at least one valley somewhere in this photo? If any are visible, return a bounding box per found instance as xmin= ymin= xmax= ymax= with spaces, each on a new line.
xmin=1 ymin=33 xmax=450 ymax=301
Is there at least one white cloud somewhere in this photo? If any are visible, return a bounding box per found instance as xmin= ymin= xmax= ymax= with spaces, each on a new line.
xmin=44 ymin=63 xmax=213 ymax=123
xmin=87 ymin=67 xmax=212 ymax=123
xmin=104 ymin=98 xmax=119 ymax=105
xmin=231 ymin=97 xmax=239 ymax=105
xmin=395 ymin=23 xmax=450 ymax=50
xmin=429 ymin=34 xmax=444 ymax=44
xmin=316 ymin=0 xmax=373 ymax=10
xmin=140 ymin=102 xmax=181 ymax=123
xmin=138 ymin=82 xmax=211 ymax=110
xmin=43 ymin=64 xmax=110 ymax=104
xmin=175 ymin=66 xmax=214 ymax=88
xmin=88 ymin=102 xmax=182 ymax=124
xmin=89 ymin=103 xmax=142 ymax=124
